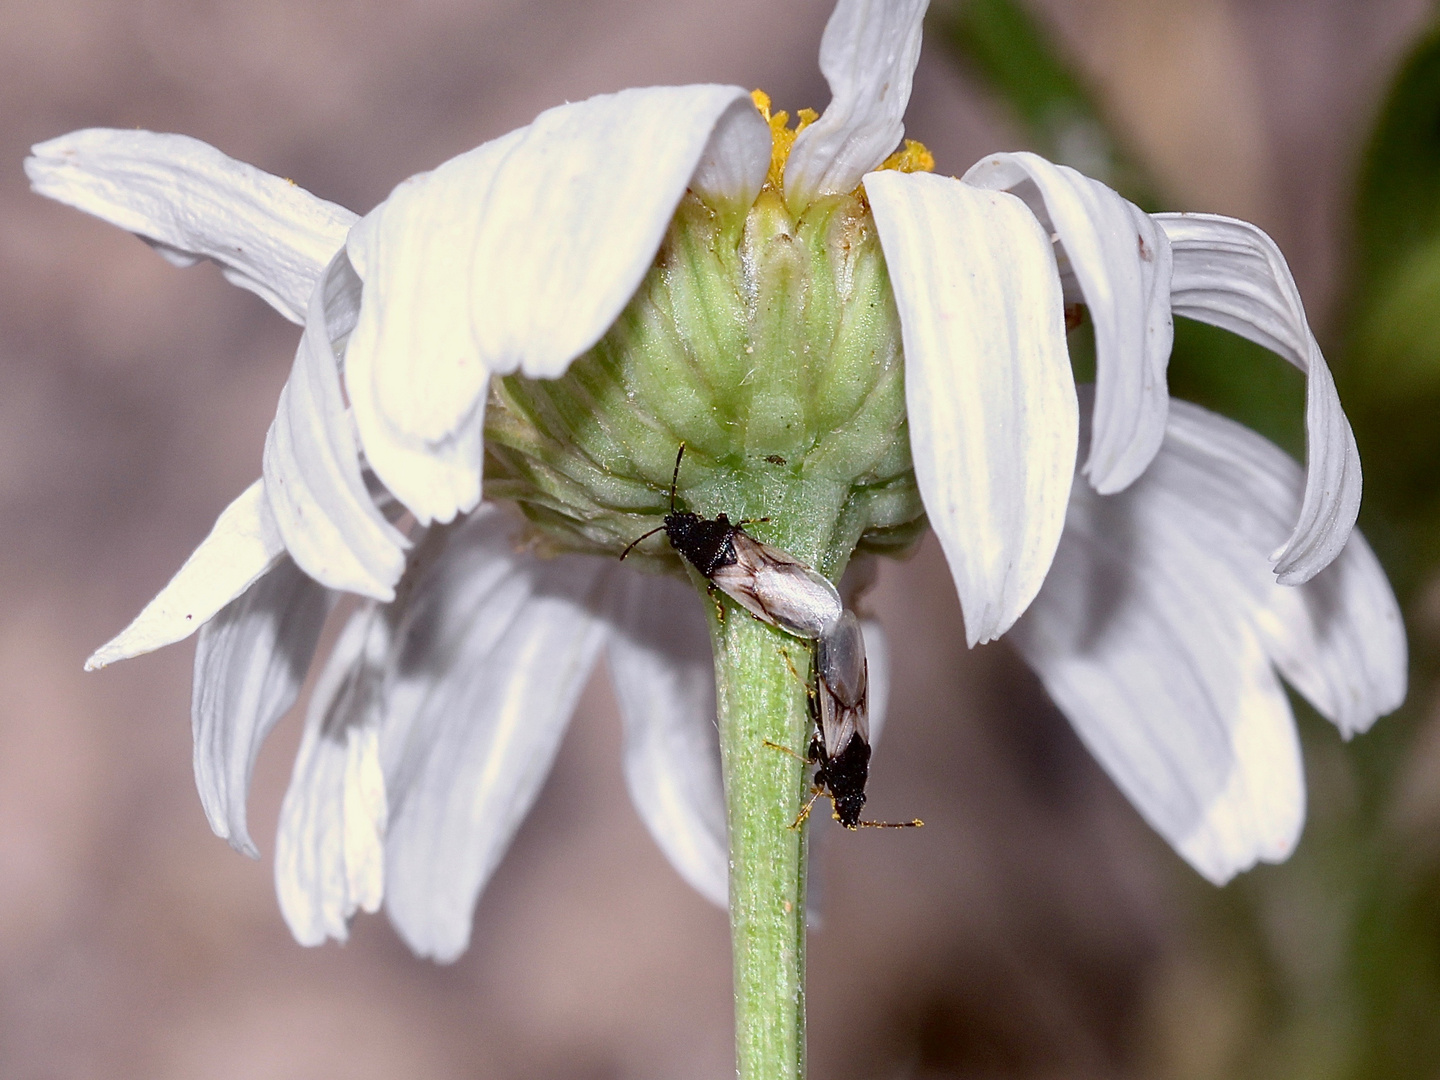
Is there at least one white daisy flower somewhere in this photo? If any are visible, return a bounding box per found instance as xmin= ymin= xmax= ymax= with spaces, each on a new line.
xmin=27 ymin=0 xmax=1403 ymax=973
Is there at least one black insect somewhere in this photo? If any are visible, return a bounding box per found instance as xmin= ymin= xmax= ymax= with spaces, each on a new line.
xmin=620 ymin=445 xmax=843 ymax=640
xmin=793 ymin=611 xmax=922 ymax=831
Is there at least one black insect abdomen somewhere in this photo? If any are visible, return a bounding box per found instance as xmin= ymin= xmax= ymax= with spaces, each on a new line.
xmin=665 ymin=511 xmax=739 ymax=576
xmin=815 ymin=734 xmax=871 ymax=829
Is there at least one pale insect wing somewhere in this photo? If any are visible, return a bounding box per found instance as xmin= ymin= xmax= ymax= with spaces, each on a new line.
xmin=816 ymin=611 xmax=870 ymax=748
xmin=714 ymin=533 xmax=843 ymax=639
xmin=708 ymin=560 xmax=777 ymax=626
xmin=818 ymin=682 xmax=862 ymax=758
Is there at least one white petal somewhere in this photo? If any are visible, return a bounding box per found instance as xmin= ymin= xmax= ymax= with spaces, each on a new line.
xmin=785 ymin=0 xmax=929 ymax=203
xmin=379 ymin=508 xmax=609 ymax=962
xmin=1157 ymin=213 xmax=1361 ymax=584
xmin=865 ymin=170 xmax=1078 ymax=645
xmin=688 ymin=95 xmax=772 ymax=210
xmin=1157 ymin=401 xmax=1407 ymax=738
xmin=1011 ymin=390 xmax=1403 ymax=882
xmin=85 ymin=479 xmax=285 ymax=670
xmin=606 ymin=572 xmax=728 ymax=909
xmin=274 ymin=604 xmax=390 ymax=946
xmin=1011 ymin=445 xmax=1304 ymax=884
xmin=26 ymin=129 xmax=355 ymax=324
xmin=262 ymin=252 xmax=409 ymax=599
xmin=341 ymin=129 xmax=522 ymax=527
xmin=343 ymin=85 xmax=758 ymax=525
xmin=965 ymin=153 xmax=1173 ymax=493
xmin=192 ymin=558 xmax=332 ymax=858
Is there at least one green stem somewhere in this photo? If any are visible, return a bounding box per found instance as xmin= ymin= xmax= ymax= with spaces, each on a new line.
xmin=710 ymin=597 xmax=813 ymax=1080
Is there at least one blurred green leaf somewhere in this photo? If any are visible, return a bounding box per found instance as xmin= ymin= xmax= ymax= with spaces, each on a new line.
xmin=928 ymin=0 xmax=1155 ymax=207
xmin=1357 ymin=22 xmax=1440 ymax=283
xmin=1352 ymin=21 xmax=1440 ymax=403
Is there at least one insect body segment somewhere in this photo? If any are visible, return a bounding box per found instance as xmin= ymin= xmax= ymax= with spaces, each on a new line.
xmin=801 ymin=611 xmax=922 ymax=831
xmin=810 ymin=610 xmax=873 ymax=828
xmin=620 ymin=445 xmax=843 ymax=640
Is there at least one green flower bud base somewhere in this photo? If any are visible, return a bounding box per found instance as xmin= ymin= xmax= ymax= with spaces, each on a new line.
xmin=484 ymin=183 xmax=923 ymax=1080
xmin=483 ymin=185 xmax=923 ymax=575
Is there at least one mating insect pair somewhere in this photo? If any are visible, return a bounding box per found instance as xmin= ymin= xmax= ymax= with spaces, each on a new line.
xmin=621 ymin=445 xmax=920 ymax=831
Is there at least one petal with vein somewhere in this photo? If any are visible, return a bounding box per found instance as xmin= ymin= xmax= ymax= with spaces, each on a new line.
xmin=343 ymin=129 xmax=522 ymax=526
xmin=965 ymin=152 xmax=1173 ymax=493
xmin=1011 ymin=448 xmax=1303 ymax=884
xmin=263 ymin=252 xmax=408 ymax=599
xmin=689 ymin=95 xmax=773 ymax=211
xmin=192 ymin=557 xmax=333 ymax=858
xmin=1157 ymin=213 xmax=1361 ymax=583
xmin=86 ymin=479 xmax=285 ymax=670
xmin=866 ymin=169 xmax=1078 ymax=645
xmin=379 ymin=508 xmax=608 ymax=962
xmin=344 ymin=85 xmax=757 ymax=524
xmin=785 ymin=0 xmax=929 ymax=203
xmin=1013 ymin=391 xmax=1402 ymax=883
xmin=606 ymin=571 xmax=728 ymax=909
xmin=274 ymin=604 xmax=390 ymax=946
xmin=26 ymin=129 xmax=355 ymax=324
xmin=1156 ymin=401 xmax=1407 ymax=738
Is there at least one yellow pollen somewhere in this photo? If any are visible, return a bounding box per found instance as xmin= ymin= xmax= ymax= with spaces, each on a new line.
xmin=877 ymin=139 xmax=936 ymax=175
xmin=751 ymin=89 xmax=818 ymax=191
xmin=751 ymin=90 xmax=934 ymax=198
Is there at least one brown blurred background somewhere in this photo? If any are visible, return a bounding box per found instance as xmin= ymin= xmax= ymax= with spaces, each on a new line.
xmin=0 ymin=1 xmax=1430 ymax=1077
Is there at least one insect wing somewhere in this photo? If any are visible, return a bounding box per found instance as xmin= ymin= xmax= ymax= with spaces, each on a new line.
xmin=710 ymin=533 xmax=843 ymax=639
xmin=815 ymin=611 xmax=869 ymax=753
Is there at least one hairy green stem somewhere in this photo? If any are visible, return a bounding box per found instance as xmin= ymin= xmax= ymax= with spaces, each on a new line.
xmin=710 ymin=597 xmax=814 ymax=1080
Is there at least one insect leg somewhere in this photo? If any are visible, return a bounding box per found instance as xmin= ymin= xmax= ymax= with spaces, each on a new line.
xmin=789 ymin=789 xmax=823 ymax=830
xmin=762 ymin=738 xmax=809 ymax=763
xmin=856 ymin=817 xmax=925 ymax=829
xmin=706 ymin=582 xmax=727 ymax=623
xmin=777 ymin=647 xmax=817 ymax=702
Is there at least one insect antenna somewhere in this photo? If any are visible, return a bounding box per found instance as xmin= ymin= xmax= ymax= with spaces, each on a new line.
xmin=669 ymin=443 xmax=686 ymax=513
xmin=619 ymin=525 xmax=667 ymax=561
xmin=620 ymin=443 xmax=688 ymax=562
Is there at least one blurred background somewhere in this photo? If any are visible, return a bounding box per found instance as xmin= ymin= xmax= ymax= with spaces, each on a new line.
xmin=1 ymin=0 xmax=1438 ymax=1076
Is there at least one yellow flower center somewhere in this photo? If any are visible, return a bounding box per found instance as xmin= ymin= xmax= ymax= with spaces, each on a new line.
xmin=750 ymin=89 xmax=934 ymax=196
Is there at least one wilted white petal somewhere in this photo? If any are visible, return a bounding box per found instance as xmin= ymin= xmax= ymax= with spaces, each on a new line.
xmin=1157 ymin=402 xmax=1406 ymax=738
xmin=275 ymin=604 xmax=390 ymax=946
xmin=606 ymin=572 xmax=728 ymax=909
xmin=965 ymin=152 xmax=1173 ymax=493
xmin=379 ymin=508 xmax=609 ymax=962
xmin=1157 ymin=213 xmax=1361 ymax=583
xmin=1013 ymin=392 xmax=1402 ymax=882
xmin=1012 ymin=468 xmax=1302 ymax=882
xmin=192 ymin=558 xmax=332 ymax=857
xmin=86 ymin=480 xmax=285 ymax=670
xmin=26 ymin=129 xmax=355 ymax=324
xmin=263 ymin=251 xmax=408 ymax=598
xmin=859 ymin=617 xmax=889 ymax=746
xmin=343 ymin=129 xmax=522 ymax=526
xmin=865 ymin=170 xmax=1078 ymax=645
xmin=786 ymin=0 xmax=929 ymax=202
xmin=344 ymin=85 xmax=756 ymax=524
xmin=689 ymin=95 xmax=772 ymax=210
